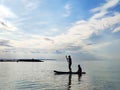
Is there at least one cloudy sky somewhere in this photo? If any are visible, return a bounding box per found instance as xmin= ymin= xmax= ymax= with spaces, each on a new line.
xmin=0 ymin=0 xmax=120 ymax=60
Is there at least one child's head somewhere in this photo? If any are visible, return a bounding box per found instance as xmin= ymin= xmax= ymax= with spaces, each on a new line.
xmin=78 ymin=64 xmax=80 ymax=67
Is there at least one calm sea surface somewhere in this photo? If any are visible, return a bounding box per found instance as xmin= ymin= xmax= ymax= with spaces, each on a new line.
xmin=0 ymin=60 xmax=120 ymax=90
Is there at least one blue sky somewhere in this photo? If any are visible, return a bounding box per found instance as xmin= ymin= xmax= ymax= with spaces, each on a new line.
xmin=0 ymin=0 xmax=120 ymax=60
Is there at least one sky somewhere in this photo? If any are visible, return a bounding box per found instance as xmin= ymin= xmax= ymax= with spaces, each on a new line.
xmin=0 ymin=0 xmax=120 ymax=60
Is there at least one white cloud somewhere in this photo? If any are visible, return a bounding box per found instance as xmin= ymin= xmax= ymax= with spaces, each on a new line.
xmin=66 ymin=13 xmax=120 ymax=40
xmin=102 ymin=0 xmax=119 ymax=11
xmin=90 ymin=11 xmax=107 ymax=19
xmin=6 ymin=12 xmax=120 ymax=54
xmin=0 ymin=21 xmax=17 ymax=31
xmin=22 ymin=0 xmax=40 ymax=11
xmin=51 ymin=28 xmax=59 ymax=32
xmin=63 ymin=3 xmax=72 ymax=17
xmin=0 ymin=5 xmax=17 ymax=19
xmin=91 ymin=0 xmax=119 ymax=13
xmin=11 ymin=35 xmax=54 ymax=50
xmin=52 ymin=13 xmax=120 ymax=53
xmin=90 ymin=0 xmax=120 ymax=19
xmin=90 ymin=13 xmax=120 ymax=31
xmin=112 ymin=26 xmax=120 ymax=33
xmin=85 ymin=39 xmax=120 ymax=60
xmin=0 ymin=5 xmax=18 ymax=31
xmin=36 ymin=21 xmax=48 ymax=25
xmin=65 ymin=3 xmax=72 ymax=10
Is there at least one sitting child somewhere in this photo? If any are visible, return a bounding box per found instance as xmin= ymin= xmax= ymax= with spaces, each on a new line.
xmin=77 ymin=64 xmax=82 ymax=76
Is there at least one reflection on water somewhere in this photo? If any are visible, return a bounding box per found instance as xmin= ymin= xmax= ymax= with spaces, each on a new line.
xmin=67 ymin=74 xmax=82 ymax=90
xmin=78 ymin=74 xmax=82 ymax=82
xmin=68 ymin=74 xmax=72 ymax=90
xmin=0 ymin=60 xmax=120 ymax=90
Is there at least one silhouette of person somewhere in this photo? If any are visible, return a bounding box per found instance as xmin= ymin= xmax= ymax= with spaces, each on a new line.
xmin=66 ymin=55 xmax=72 ymax=72
xmin=77 ymin=64 xmax=82 ymax=76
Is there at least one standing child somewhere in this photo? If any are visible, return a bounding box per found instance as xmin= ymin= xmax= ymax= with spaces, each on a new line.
xmin=66 ymin=55 xmax=72 ymax=72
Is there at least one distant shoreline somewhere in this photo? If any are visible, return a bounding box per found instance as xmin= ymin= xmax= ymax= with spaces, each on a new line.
xmin=0 ymin=59 xmax=43 ymax=62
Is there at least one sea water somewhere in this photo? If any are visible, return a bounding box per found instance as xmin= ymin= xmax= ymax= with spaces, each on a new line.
xmin=0 ymin=60 xmax=120 ymax=90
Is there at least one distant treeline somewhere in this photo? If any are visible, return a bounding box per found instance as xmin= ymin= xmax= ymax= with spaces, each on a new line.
xmin=0 ymin=58 xmax=56 ymax=62
xmin=0 ymin=59 xmax=43 ymax=62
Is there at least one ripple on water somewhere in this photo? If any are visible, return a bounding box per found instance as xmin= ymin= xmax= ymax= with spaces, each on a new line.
xmin=16 ymin=80 xmax=43 ymax=90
